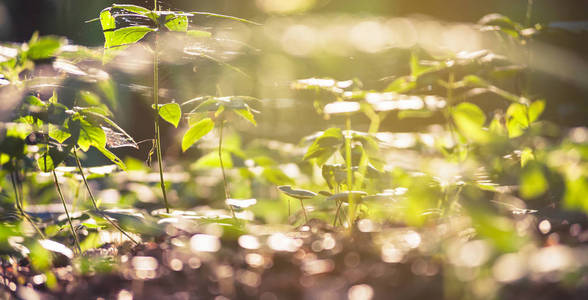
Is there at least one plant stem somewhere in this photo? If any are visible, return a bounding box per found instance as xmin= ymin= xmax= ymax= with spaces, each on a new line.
xmin=345 ymin=115 xmax=354 ymax=228
xmin=445 ymin=71 xmax=458 ymax=148
xmin=299 ymin=199 xmax=308 ymax=223
xmin=333 ymin=200 xmax=342 ymax=226
xmin=151 ymin=3 xmax=169 ymax=213
xmin=10 ymin=169 xmax=45 ymax=239
xmin=218 ymin=120 xmax=236 ymax=219
xmin=525 ymin=0 xmax=534 ymax=28
xmin=72 ymin=148 xmax=139 ymax=245
xmin=52 ymin=169 xmax=81 ymax=254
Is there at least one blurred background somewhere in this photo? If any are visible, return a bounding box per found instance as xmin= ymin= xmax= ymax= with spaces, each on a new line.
xmin=1 ymin=0 xmax=587 ymax=160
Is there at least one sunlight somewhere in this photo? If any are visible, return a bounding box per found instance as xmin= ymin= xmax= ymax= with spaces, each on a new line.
xmin=190 ymin=234 xmax=221 ymax=253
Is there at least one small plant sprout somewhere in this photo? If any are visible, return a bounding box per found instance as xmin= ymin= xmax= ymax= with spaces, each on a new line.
xmin=97 ymin=2 xmax=259 ymax=213
xmin=181 ymin=95 xmax=260 ymax=219
xmin=277 ymin=185 xmax=317 ymax=223
xmin=326 ymin=191 xmax=367 ymax=226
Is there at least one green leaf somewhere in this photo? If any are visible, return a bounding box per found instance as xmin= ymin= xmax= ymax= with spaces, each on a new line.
xmin=37 ymin=155 xmax=55 ymax=172
xmin=187 ymin=30 xmax=212 ymax=38
xmin=181 ymin=118 xmax=214 ymax=152
xmin=100 ymin=9 xmax=116 ymax=47
xmin=528 ymin=100 xmax=546 ymax=123
xmin=106 ymin=26 xmax=154 ymax=49
xmin=156 ymin=103 xmax=182 ymax=128
xmin=277 ymin=185 xmax=316 ymax=199
xmin=451 ymin=102 xmax=489 ymax=143
xmin=165 ymin=14 xmax=188 ymax=32
xmin=385 ymin=76 xmax=416 ymax=93
xmin=303 ymin=128 xmax=344 ymax=162
xmin=520 ymin=162 xmax=548 ymax=199
xmin=68 ymin=117 xmax=106 ymax=152
xmin=77 ymin=109 xmax=137 ymax=149
xmin=48 ymin=124 xmax=71 ymax=143
xmin=234 ymin=108 xmax=257 ymax=126
xmin=95 ymin=146 xmax=126 ymax=170
xmin=37 ymin=145 xmax=73 ymax=172
xmin=410 ymin=52 xmax=436 ymax=77
xmin=506 ymin=103 xmax=528 ymax=138
xmin=27 ymin=37 xmax=62 ymax=60
xmin=520 ymin=147 xmax=534 ymax=167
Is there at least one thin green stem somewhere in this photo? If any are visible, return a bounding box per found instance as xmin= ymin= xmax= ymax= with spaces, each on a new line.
xmin=152 ymin=20 xmax=169 ymax=213
xmin=445 ymin=71 xmax=459 ymax=148
xmin=523 ymin=0 xmax=534 ymax=100
xmin=72 ymin=148 xmax=139 ymax=245
xmin=333 ymin=200 xmax=342 ymax=226
xmin=10 ymin=169 xmax=45 ymax=239
xmin=218 ymin=120 xmax=236 ymax=219
xmin=52 ymin=169 xmax=81 ymax=254
xmin=345 ymin=115 xmax=354 ymax=228
xmin=525 ymin=0 xmax=534 ymax=28
xmin=299 ymin=198 xmax=308 ymax=223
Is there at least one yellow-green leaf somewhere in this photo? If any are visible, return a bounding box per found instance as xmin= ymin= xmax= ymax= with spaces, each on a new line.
xmin=156 ymin=103 xmax=182 ymax=128
xmin=181 ymin=118 xmax=214 ymax=152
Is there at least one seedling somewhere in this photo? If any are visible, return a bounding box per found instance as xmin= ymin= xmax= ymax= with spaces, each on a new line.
xmin=326 ymin=191 xmax=367 ymax=226
xmin=277 ymin=185 xmax=317 ymax=223
xmin=181 ymin=95 xmax=260 ymax=218
xmin=96 ymin=2 xmax=259 ymax=213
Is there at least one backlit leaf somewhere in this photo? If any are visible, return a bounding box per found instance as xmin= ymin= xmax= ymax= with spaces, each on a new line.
xmin=182 ymin=118 xmax=214 ymax=152
xmin=234 ymin=108 xmax=257 ymax=126
xmin=157 ymin=103 xmax=182 ymax=128
xmin=520 ymin=162 xmax=548 ymax=199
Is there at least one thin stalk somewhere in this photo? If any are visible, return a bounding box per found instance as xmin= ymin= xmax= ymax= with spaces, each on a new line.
xmin=72 ymin=148 xmax=139 ymax=245
xmin=525 ymin=0 xmax=534 ymax=28
xmin=52 ymin=170 xmax=81 ymax=254
xmin=523 ymin=0 xmax=534 ymax=100
xmin=152 ymin=10 xmax=169 ymax=213
xmin=218 ymin=120 xmax=236 ymax=219
xmin=10 ymin=170 xmax=45 ymax=238
xmin=345 ymin=115 xmax=355 ymax=228
xmin=333 ymin=200 xmax=342 ymax=226
xmin=445 ymin=72 xmax=458 ymax=148
xmin=299 ymin=199 xmax=308 ymax=223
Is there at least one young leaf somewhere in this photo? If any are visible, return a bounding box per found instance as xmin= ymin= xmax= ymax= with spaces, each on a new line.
xmin=520 ymin=162 xmax=548 ymax=199
xmin=528 ymin=100 xmax=546 ymax=123
xmin=69 ymin=118 xmax=107 ymax=152
xmin=233 ymin=108 xmax=257 ymax=126
xmin=182 ymin=118 xmax=214 ymax=152
xmin=452 ymin=102 xmax=489 ymax=143
xmin=48 ymin=124 xmax=71 ymax=143
xmin=164 ymin=14 xmax=188 ymax=32
xmin=100 ymin=9 xmax=116 ymax=47
xmin=27 ymin=36 xmax=62 ymax=60
xmin=106 ymin=26 xmax=155 ymax=49
xmin=37 ymin=155 xmax=55 ymax=172
xmin=156 ymin=103 xmax=182 ymax=128
xmin=95 ymin=146 xmax=127 ymax=170
xmin=37 ymin=145 xmax=73 ymax=172
xmin=77 ymin=109 xmax=137 ymax=149
xmin=303 ymin=128 xmax=344 ymax=161
xmin=506 ymin=103 xmax=528 ymax=138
